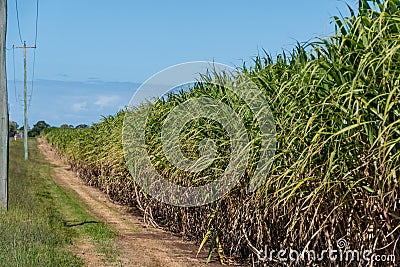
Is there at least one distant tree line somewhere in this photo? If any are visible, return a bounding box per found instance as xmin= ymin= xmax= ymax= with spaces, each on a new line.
xmin=8 ymin=120 xmax=89 ymax=138
xmin=28 ymin=120 xmax=51 ymax=137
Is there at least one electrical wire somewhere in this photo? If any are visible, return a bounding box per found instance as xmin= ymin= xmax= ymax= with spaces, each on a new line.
xmin=34 ymin=0 xmax=39 ymax=46
xmin=28 ymin=49 xmax=36 ymax=108
xmin=12 ymin=46 xmax=19 ymax=103
xmin=29 ymin=0 xmax=39 ymax=108
xmin=14 ymin=0 xmax=24 ymax=44
xmin=13 ymin=0 xmax=40 ymax=108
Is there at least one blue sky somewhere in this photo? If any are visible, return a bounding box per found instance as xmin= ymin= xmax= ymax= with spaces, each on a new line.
xmin=5 ymin=0 xmax=356 ymax=127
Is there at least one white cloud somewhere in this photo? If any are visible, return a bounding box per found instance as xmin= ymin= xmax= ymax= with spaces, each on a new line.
xmin=94 ymin=95 xmax=120 ymax=108
xmin=71 ymin=102 xmax=87 ymax=112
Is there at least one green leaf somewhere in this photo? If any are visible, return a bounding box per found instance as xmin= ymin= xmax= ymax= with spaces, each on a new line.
xmin=362 ymin=185 xmax=374 ymax=193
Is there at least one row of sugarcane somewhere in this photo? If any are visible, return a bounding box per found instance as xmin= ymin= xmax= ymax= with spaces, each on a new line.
xmin=44 ymin=1 xmax=399 ymax=265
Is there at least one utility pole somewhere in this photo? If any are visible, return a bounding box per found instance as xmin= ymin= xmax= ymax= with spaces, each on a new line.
xmin=14 ymin=42 xmax=36 ymax=160
xmin=0 ymin=0 xmax=8 ymax=210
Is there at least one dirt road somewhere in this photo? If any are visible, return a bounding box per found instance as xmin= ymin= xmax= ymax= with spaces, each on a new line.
xmin=38 ymin=139 xmax=222 ymax=267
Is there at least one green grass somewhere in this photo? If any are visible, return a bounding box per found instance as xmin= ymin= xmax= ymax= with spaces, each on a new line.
xmin=0 ymin=139 xmax=120 ymax=266
xmin=50 ymin=178 xmax=121 ymax=264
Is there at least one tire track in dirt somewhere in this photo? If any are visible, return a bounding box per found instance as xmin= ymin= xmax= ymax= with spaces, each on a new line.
xmin=38 ymin=138 xmax=222 ymax=267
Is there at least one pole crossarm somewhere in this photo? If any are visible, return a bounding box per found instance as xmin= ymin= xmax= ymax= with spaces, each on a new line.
xmin=14 ymin=45 xmax=36 ymax=49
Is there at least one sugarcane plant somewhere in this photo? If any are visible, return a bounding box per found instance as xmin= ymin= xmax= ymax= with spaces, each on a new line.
xmin=44 ymin=1 xmax=399 ymax=265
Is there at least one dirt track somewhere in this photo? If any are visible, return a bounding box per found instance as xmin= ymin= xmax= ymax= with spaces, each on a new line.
xmin=38 ymin=139 xmax=222 ymax=267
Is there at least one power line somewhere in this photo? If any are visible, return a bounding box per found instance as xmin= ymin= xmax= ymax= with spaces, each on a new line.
xmin=34 ymin=0 xmax=39 ymax=46
xmin=29 ymin=0 xmax=39 ymax=108
xmin=14 ymin=0 xmax=23 ymax=44
xmin=28 ymin=49 xmax=36 ymax=108
xmin=12 ymin=46 xmax=18 ymax=103
xmin=12 ymin=0 xmax=40 ymax=110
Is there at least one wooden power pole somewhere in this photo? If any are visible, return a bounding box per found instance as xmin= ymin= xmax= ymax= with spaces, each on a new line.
xmin=14 ymin=42 xmax=36 ymax=160
xmin=0 ymin=0 xmax=8 ymax=210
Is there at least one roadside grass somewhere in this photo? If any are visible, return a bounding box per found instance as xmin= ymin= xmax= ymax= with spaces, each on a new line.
xmin=50 ymin=171 xmax=122 ymax=264
xmin=0 ymin=139 xmax=121 ymax=266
